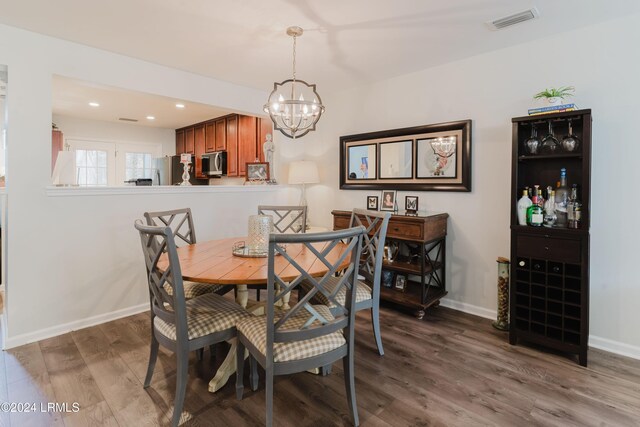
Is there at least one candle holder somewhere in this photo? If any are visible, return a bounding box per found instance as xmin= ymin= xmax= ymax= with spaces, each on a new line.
xmin=247 ymin=215 xmax=274 ymax=255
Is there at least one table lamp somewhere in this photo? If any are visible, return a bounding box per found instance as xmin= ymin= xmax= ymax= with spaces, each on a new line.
xmin=288 ymin=160 xmax=319 ymax=228
xmin=51 ymin=149 xmax=77 ymax=186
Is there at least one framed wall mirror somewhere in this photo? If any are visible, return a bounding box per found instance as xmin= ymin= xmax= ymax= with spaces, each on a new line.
xmin=340 ymin=120 xmax=472 ymax=191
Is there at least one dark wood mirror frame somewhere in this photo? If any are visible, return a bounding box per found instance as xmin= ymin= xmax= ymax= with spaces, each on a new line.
xmin=339 ymin=120 xmax=472 ymax=192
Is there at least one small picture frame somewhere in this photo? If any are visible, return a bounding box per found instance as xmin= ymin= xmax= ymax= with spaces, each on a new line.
xmin=394 ymin=274 xmax=407 ymax=291
xmin=380 ymin=190 xmax=397 ymax=212
xmin=245 ymin=162 xmax=270 ymax=182
xmin=405 ymin=196 xmax=419 ymax=215
xmin=382 ymin=270 xmax=394 ymax=288
xmin=367 ymin=195 xmax=379 ymax=211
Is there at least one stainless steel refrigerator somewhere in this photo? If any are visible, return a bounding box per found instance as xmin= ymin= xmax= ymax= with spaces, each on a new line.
xmin=154 ymin=155 xmax=208 ymax=186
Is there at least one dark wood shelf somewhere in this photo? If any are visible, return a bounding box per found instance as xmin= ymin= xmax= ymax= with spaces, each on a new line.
xmin=381 ymin=259 xmax=441 ymax=275
xmin=380 ymin=285 xmax=447 ymax=311
xmin=518 ymin=153 xmax=582 ymax=161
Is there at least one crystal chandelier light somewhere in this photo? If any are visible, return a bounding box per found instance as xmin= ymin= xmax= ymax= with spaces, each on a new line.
xmin=264 ymin=26 xmax=325 ymax=139
xmin=429 ymin=136 xmax=457 ymax=158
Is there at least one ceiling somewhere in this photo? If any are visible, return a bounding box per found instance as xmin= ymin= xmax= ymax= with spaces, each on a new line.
xmin=1 ymin=0 xmax=638 ymax=93
xmin=52 ymin=75 xmax=233 ymax=129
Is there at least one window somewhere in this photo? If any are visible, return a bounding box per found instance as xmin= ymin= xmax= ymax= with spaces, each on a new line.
xmin=66 ymin=139 xmax=161 ymax=186
xmin=124 ymin=152 xmax=154 ymax=181
xmin=76 ymin=149 xmax=108 ymax=186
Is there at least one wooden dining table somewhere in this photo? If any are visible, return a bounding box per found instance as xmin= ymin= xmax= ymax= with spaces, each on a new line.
xmin=159 ymin=236 xmax=352 ymax=392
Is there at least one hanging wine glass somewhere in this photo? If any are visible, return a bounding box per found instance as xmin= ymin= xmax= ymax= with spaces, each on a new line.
xmin=562 ymin=119 xmax=581 ymax=153
xmin=524 ymin=124 xmax=540 ymax=155
xmin=541 ymin=121 xmax=560 ymax=154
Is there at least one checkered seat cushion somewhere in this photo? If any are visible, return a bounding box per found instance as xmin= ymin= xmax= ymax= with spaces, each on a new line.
xmin=236 ymin=305 xmax=346 ymax=363
xmin=154 ymin=293 xmax=251 ymax=341
xmin=163 ymin=281 xmax=226 ymax=299
xmin=302 ymin=276 xmax=373 ymax=308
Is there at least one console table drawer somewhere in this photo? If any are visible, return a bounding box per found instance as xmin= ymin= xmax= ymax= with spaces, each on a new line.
xmin=516 ymin=235 xmax=581 ymax=264
xmin=387 ymin=222 xmax=423 ymax=240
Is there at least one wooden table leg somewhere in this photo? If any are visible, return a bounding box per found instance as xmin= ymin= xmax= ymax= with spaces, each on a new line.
xmin=236 ymin=284 xmax=249 ymax=308
xmin=208 ymin=292 xmax=259 ymax=393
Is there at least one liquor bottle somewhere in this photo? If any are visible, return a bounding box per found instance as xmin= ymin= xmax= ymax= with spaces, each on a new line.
xmin=543 ymin=188 xmax=557 ymax=227
xmin=567 ymin=184 xmax=582 ymax=229
xmin=526 ymin=185 xmax=544 ymax=226
xmin=555 ymin=168 xmax=569 ymax=227
xmin=517 ymin=189 xmax=532 ymax=225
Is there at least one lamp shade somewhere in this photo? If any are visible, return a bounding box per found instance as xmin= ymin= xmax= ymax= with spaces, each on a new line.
xmin=51 ymin=150 xmax=77 ymax=186
xmin=288 ymin=160 xmax=319 ymax=185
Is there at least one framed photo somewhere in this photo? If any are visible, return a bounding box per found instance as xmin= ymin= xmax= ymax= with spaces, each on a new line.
xmin=394 ymin=274 xmax=407 ymax=291
xmin=405 ymin=196 xmax=419 ymax=214
xmin=367 ymin=195 xmax=379 ymax=211
xmin=246 ymin=162 xmax=270 ymax=182
xmin=382 ymin=270 xmax=395 ymax=288
xmin=380 ymin=190 xmax=397 ymax=212
xmin=339 ymin=119 xmax=472 ymax=191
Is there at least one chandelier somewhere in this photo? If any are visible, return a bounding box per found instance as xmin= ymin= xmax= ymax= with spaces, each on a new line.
xmin=264 ymin=26 xmax=325 ymax=139
xmin=429 ymin=136 xmax=457 ymax=158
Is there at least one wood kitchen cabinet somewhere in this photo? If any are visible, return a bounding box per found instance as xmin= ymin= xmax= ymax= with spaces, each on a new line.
xmin=215 ymin=119 xmax=226 ymax=151
xmin=175 ymin=113 xmax=273 ymax=178
xmin=226 ymin=115 xmax=238 ymax=176
xmin=238 ymin=115 xmax=257 ymax=175
xmin=184 ymin=127 xmax=195 ymax=154
xmin=51 ymin=129 xmax=64 ymax=173
xmin=205 ymin=121 xmax=216 ymax=152
xmin=194 ymin=124 xmax=206 ymax=178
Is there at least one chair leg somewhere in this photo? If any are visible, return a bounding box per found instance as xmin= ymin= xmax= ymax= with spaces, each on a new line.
xmin=321 ymin=364 xmax=332 ymax=376
xmin=250 ymin=355 xmax=259 ymax=391
xmin=265 ymin=365 xmax=274 ymax=427
xmin=343 ymin=353 xmax=359 ymax=426
xmin=371 ymin=305 xmax=384 ymax=356
xmin=172 ymin=347 xmax=190 ymax=427
xmin=144 ymin=335 xmax=160 ymax=388
xmin=196 ymin=348 xmax=204 ymax=361
xmin=209 ymin=344 xmax=216 ymax=360
xmin=235 ymin=340 xmax=245 ymax=400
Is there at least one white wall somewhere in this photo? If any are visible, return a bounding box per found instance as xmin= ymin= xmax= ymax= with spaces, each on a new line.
xmin=0 ymin=23 xmax=290 ymax=347
xmin=52 ymin=114 xmax=176 ymax=157
xmin=287 ymin=14 xmax=640 ymax=357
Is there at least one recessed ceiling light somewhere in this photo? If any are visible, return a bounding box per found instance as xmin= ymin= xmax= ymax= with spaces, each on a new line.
xmin=175 ymin=103 xmax=185 ymax=109
xmin=88 ymin=102 xmax=100 ymax=107
xmin=146 ymin=116 xmax=155 ymax=120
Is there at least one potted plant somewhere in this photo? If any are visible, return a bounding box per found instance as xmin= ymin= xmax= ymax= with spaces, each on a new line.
xmin=533 ymin=86 xmax=575 ymax=106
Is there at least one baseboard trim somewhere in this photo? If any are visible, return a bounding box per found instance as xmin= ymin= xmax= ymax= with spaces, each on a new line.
xmin=588 ymin=335 xmax=640 ymax=360
xmin=3 ymin=303 xmax=149 ymax=349
xmin=440 ymin=298 xmax=496 ymax=320
xmin=440 ymin=298 xmax=640 ymax=361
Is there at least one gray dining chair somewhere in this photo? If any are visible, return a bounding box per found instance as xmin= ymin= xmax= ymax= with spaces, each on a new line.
xmin=235 ymin=226 xmax=365 ymax=427
xmin=144 ymin=208 xmax=232 ymax=298
xmin=134 ymin=220 xmax=251 ymax=427
xmin=303 ymin=208 xmax=391 ymax=356
xmin=257 ymin=205 xmax=307 ymax=233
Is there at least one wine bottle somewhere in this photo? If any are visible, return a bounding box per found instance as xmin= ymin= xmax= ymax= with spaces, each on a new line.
xmin=567 ymin=184 xmax=582 ymax=229
xmin=517 ymin=189 xmax=532 ymax=226
xmin=526 ymin=185 xmax=544 ymax=226
xmin=555 ymin=168 xmax=569 ymax=227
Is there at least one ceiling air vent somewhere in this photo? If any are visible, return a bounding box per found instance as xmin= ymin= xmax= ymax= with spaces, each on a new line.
xmin=487 ymin=8 xmax=539 ymax=30
xmin=118 ymin=117 xmax=138 ymax=122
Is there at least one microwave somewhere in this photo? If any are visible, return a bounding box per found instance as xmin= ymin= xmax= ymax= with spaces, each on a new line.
xmin=201 ymin=151 xmax=227 ymax=176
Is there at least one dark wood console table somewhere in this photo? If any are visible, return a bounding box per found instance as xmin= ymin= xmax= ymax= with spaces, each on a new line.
xmin=332 ymin=210 xmax=449 ymax=319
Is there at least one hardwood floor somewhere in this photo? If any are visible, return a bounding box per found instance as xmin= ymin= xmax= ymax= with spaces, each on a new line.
xmin=1 ymin=304 xmax=640 ymax=426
